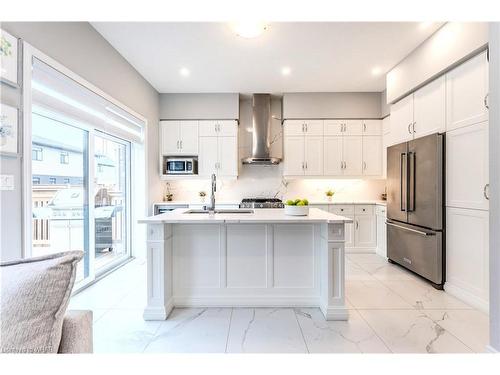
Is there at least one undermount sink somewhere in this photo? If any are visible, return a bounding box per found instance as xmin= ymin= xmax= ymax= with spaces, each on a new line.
xmin=184 ymin=209 xmax=255 ymax=214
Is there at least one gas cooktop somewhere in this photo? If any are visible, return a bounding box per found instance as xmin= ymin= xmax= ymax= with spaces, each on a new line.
xmin=240 ymin=198 xmax=284 ymax=209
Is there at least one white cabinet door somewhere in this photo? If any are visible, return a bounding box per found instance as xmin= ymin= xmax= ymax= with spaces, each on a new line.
xmin=343 ymin=136 xmax=363 ymax=176
xmin=198 ymin=137 xmax=218 ymax=176
xmin=304 ymin=136 xmax=324 ymax=175
xmin=160 ymin=120 xmax=180 ymax=154
xmin=363 ymin=120 xmax=382 ymax=136
xmin=390 ymin=94 xmax=414 ymax=144
xmin=413 ymin=76 xmax=446 ymax=138
xmin=283 ymin=136 xmax=305 ymax=176
xmin=284 ymin=120 xmax=305 ymax=136
xmin=376 ymin=212 xmax=387 ymax=258
xmin=218 ymin=136 xmax=238 ymax=177
xmin=217 ymin=120 xmax=238 ymax=137
xmin=199 ymin=120 xmax=219 ymax=137
xmin=303 ymin=120 xmax=323 ymax=136
xmin=179 ymin=120 xmax=199 ymax=155
xmin=446 ymin=207 xmax=489 ymax=307
xmin=324 ymin=120 xmax=344 ymax=136
xmin=344 ymin=120 xmax=363 ymax=136
xmin=362 ymin=136 xmax=382 ymax=176
xmin=382 ymin=116 xmax=391 ymax=135
xmin=446 ymin=51 xmax=489 ymax=131
xmin=446 ymin=121 xmax=489 ymax=210
xmin=354 ymin=214 xmax=377 ymax=249
xmin=323 ymin=136 xmax=343 ymax=176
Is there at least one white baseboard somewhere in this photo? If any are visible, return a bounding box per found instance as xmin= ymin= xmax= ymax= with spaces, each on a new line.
xmin=173 ymin=296 xmax=320 ymax=307
xmin=320 ymin=305 xmax=349 ymax=321
xmin=346 ymin=247 xmax=377 ymax=254
xmin=444 ymin=282 xmax=489 ymax=313
xmin=143 ymin=299 xmax=174 ymax=320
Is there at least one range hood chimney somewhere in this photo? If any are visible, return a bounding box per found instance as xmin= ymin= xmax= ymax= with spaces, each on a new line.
xmin=242 ymin=94 xmax=281 ymax=165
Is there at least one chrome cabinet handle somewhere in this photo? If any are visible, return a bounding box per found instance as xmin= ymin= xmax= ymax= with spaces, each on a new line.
xmin=305 ymin=123 xmax=308 ymax=132
xmin=412 ymin=122 xmax=416 ymax=133
xmin=355 ymin=220 xmax=359 ymax=230
xmin=305 ymin=162 xmax=308 ymax=169
xmin=407 ymin=123 xmax=412 ymax=134
xmin=176 ymin=140 xmax=180 ymax=149
xmin=386 ymin=221 xmax=436 ymax=236
xmin=363 ymin=123 xmax=366 ymax=132
xmin=484 ymin=183 xmax=490 ymax=200
xmin=302 ymin=161 xmax=305 ymax=170
xmin=363 ymin=161 xmax=366 ymax=170
xmin=484 ymin=94 xmax=489 ymax=109
xmin=179 ymin=140 xmax=183 ymax=149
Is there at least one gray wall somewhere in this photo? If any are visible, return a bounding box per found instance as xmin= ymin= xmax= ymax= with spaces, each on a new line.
xmin=0 ymin=22 xmax=160 ymax=261
xmin=283 ymin=92 xmax=382 ymax=119
xmin=159 ymin=93 xmax=239 ymax=119
xmin=386 ymin=22 xmax=489 ymax=103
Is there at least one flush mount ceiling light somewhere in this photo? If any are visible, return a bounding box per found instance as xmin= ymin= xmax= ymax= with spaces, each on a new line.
xmin=371 ymin=66 xmax=382 ymax=76
xmin=281 ymin=66 xmax=291 ymax=76
xmin=231 ymin=21 xmax=268 ymax=38
xmin=179 ymin=67 xmax=190 ymax=77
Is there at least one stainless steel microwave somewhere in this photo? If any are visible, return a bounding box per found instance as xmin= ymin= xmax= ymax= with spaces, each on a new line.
xmin=164 ymin=157 xmax=198 ymax=175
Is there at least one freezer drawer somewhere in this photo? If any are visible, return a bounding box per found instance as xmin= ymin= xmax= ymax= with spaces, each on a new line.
xmin=386 ymin=220 xmax=443 ymax=285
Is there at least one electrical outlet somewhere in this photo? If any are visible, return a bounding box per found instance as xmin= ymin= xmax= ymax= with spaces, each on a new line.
xmin=0 ymin=175 xmax=15 ymax=191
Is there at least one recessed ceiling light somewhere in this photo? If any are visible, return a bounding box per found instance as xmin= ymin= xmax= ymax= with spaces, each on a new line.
xmin=231 ymin=21 xmax=268 ymax=38
xmin=179 ymin=67 xmax=190 ymax=77
xmin=281 ymin=67 xmax=291 ymax=76
xmin=371 ymin=67 xmax=382 ymax=76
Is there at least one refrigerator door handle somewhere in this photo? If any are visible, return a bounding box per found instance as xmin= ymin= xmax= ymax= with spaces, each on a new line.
xmin=386 ymin=221 xmax=436 ymax=236
xmin=400 ymin=152 xmax=407 ymax=212
xmin=408 ymin=151 xmax=415 ymax=212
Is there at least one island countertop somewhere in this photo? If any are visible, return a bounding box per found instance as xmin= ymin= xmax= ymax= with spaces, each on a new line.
xmin=139 ymin=207 xmax=353 ymax=224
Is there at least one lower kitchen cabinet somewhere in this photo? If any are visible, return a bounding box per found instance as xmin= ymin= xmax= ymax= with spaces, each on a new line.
xmin=354 ymin=214 xmax=377 ymax=250
xmin=375 ymin=205 xmax=387 ymax=258
xmin=445 ymin=206 xmax=489 ymax=312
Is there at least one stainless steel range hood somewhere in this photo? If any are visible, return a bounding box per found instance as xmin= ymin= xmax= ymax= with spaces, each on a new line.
xmin=242 ymin=94 xmax=281 ymax=165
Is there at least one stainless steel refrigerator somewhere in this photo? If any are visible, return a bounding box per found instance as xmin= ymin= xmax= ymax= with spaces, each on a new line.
xmin=386 ymin=133 xmax=444 ymax=289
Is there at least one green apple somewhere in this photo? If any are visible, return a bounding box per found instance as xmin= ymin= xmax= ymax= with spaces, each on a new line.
xmin=301 ymin=199 xmax=309 ymax=205
xmin=286 ymin=199 xmax=295 ymax=206
xmin=296 ymin=201 xmax=305 ymax=206
xmin=294 ymin=199 xmax=301 ymax=205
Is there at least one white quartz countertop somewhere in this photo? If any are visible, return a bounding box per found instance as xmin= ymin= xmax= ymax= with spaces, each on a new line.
xmin=139 ymin=208 xmax=353 ymax=224
xmin=154 ymin=200 xmax=387 ymax=206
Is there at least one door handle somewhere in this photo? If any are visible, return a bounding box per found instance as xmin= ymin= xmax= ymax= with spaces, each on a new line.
xmin=302 ymin=161 xmax=305 ymax=170
xmin=363 ymin=161 xmax=366 ymax=170
xmin=363 ymin=123 xmax=366 ymax=132
xmin=484 ymin=93 xmax=489 ymax=110
xmin=302 ymin=123 xmax=305 ymax=133
xmin=412 ymin=122 xmax=416 ymax=133
xmin=180 ymin=140 xmax=183 ymax=149
xmin=407 ymin=123 xmax=412 ymax=134
xmin=305 ymin=123 xmax=308 ymax=132
xmin=176 ymin=140 xmax=180 ymax=149
xmin=305 ymin=161 xmax=308 ymax=169
xmin=386 ymin=221 xmax=435 ymax=236
xmin=484 ymin=183 xmax=490 ymax=200
xmin=408 ymin=152 xmax=415 ymax=212
xmin=355 ymin=220 xmax=359 ymax=230
xmin=400 ymin=152 xmax=407 ymax=212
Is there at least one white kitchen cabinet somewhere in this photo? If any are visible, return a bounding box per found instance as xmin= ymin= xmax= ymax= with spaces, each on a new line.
xmin=342 ymin=136 xmax=363 ymax=176
xmin=362 ymin=120 xmax=382 ymax=136
xmin=390 ymin=94 xmax=414 ymax=145
xmin=344 ymin=120 xmax=363 ymax=136
xmin=160 ymin=120 xmax=199 ymax=155
xmin=303 ymin=120 xmax=324 ymax=136
xmin=354 ymin=214 xmax=377 ymax=249
xmin=218 ymin=136 xmax=238 ymax=176
xmin=284 ymin=119 xmax=323 ymax=136
xmin=446 ymin=207 xmax=489 ymax=311
xmin=199 ymin=120 xmax=238 ymax=137
xmin=304 ymin=136 xmax=324 ymax=175
xmin=198 ymin=137 xmax=218 ymax=176
xmin=283 ymin=120 xmax=306 ymax=136
xmin=362 ymin=136 xmax=382 ymax=176
xmin=344 ymin=215 xmax=355 ymax=249
xmin=446 ymin=51 xmax=489 ymax=132
xmin=323 ymin=136 xmax=343 ymax=175
xmin=413 ymin=75 xmax=446 ymax=137
xmin=283 ymin=136 xmax=305 ymax=175
xmin=324 ymin=120 xmax=344 ymax=136
xmin=375 ymin=205 xmax=387 ymax=258
xmin=446 ymin=121 xmax=489 ymax=211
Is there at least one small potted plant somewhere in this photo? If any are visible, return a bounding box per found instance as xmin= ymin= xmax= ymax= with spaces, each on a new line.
xmin=199 ymin=191 xmax=207 ymax=203
xmin=325 ymin=189 xmax=335 ymax=202
xmin=164 ymin=183 xmax=173 ymax=202
xmin=284 ymin=198 xmax=309 ymax=216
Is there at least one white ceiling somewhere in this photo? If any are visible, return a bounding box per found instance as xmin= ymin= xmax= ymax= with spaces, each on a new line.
xmin=92 ymin=22 xmax=443 ymax=94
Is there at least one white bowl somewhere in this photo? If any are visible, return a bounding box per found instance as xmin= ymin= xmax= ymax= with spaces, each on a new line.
xmin=284 ymin=205 xmax=309 ymax=216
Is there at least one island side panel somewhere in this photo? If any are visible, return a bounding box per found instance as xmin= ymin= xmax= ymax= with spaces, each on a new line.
xmin=320 ymin=222 xmax=349 ymax=321
xmin=144 ymin=223 xmax=174 ymax=320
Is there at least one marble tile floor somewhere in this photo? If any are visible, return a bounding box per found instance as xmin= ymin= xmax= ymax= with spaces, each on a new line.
xmin=68 ymin=254 xmax=489 ymax=353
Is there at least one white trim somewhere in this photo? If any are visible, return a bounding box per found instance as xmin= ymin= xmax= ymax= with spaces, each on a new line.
xmin=444 ymin=281 xmax=489 ymax=313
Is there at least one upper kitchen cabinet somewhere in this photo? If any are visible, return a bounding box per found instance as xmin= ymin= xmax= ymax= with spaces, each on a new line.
xmin=199 ymin=134 xmax=238 ymax=178
xmin=283 ymin=136 xmax=306 ymax=176
xmin=160 ymin=120 xmax=199 ymax=155
xmin=446 ymin=51 xmax=489 ymax=132
xmin=413 ymin=76 xmax=446 ymax=138
xmin=362 ymin=136 xmax=382 ymax=176
xmin=342 ymin=136 xmax=363 ymax=175
xmin=362 ymin=120 xmax=382 ymax=136
xmin=199 ymin=120 xmax=238 ymax=137
xmin=343 ymin=120 xmax=364 ymax=136
xmin=390 ymin=94 xmax=414 ymax=145
xmin=283 ymin=119 xmax=323 ymax=137
xmin=324 ymin=120 xmax=344 ymax=136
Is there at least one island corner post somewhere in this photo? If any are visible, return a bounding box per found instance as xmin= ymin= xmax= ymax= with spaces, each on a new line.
xmin=140 ymin=212 xmax=349 ymax=321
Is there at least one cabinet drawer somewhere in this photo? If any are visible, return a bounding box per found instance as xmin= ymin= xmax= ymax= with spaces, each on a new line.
xmin=329 ymin=204 xmax=354 ymax=215
xmin=355 ymin=205 xmax=374 ymax=215
xmin=375 ymin=205 xmax=387 ymax=216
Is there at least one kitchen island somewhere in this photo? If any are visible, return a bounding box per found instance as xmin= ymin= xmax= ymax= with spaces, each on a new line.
xmin=139 ymin=208 xmax=352 ymax=321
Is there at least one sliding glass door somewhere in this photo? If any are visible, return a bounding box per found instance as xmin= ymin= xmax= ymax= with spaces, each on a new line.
xmin=31 ymin=113 xmax=91 ymax=284
xmin=94 ymin=132 xmax=130 ymax=274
